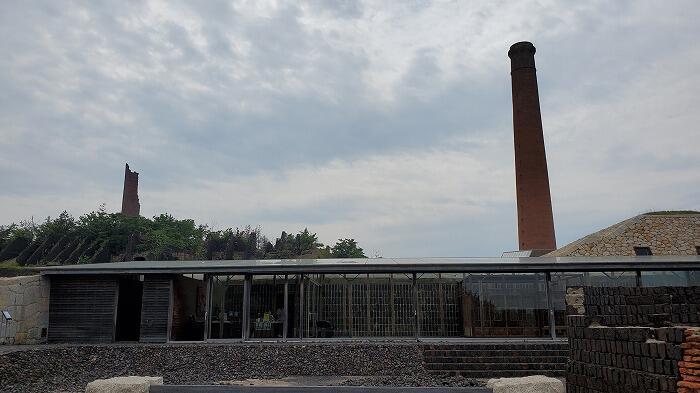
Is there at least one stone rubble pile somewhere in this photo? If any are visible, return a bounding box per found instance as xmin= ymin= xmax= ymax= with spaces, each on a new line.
xmin=0 ymin=342 xmax=482 ymax=393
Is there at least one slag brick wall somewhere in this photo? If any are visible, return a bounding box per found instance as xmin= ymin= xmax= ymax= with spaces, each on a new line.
xmin=566 ymin=286 xmax=700 ymax=392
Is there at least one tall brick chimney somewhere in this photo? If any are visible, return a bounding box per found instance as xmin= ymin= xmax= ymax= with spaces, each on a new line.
xmin=508 ymin=42 xmax=556 ymax=251
xmin=121 ymin=163 xmax=140 ymax=217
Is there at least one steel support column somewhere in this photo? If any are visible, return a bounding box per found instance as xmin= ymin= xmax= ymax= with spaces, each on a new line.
xmin=203 ymin=274 xmax=212 ymax=341
xmin=298 ymin=275 xmax=304 ymax=340
xmin=283 ymin=275 xmax=289 ymax=340
xmin=242 ymin=274 xmax=251 ymax=340
xmin=412 ymin=273 xmax=419 ymax=341
xmin=545 ymin=272 xmax=556 ymax=339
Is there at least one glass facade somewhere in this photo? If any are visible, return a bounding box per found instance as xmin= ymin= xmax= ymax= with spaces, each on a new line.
xmin=550 ymin=272 xmax=637 ymax=337
xmin=301 ymin=274 xmax=415 ymax=338
xmin=196 ymin=269 xmax=699 ymax=341
xmin=246 ymin=274 xmax=302 ymax=340
xmin=171 ymin=274 xmax=207 ymax=341
xmin=641 ymin=271 xmax=700 ymax=287
xmin=460 ymin=273 xmax=549 ymax=338
xmin=209 ymin=275 xmax=245 ymax=339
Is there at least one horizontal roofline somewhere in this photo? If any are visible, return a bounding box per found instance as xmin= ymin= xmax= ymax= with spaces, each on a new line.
xmin=39 ymin=256 xmax=700 ymax=275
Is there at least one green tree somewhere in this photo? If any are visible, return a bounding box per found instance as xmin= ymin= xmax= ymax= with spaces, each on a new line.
xmin=295 ymin=228 xmax=319 ymax=255
xmin=331 ymin=238 xmax=366 ymax=258
xmin=36 ymin=211 xmax=76 ymax=241
xmin=144 ymin=214 xmax=205 ymax=259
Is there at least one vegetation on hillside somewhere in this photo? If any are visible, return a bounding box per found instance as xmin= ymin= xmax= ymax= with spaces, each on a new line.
xmin=0 ymin=207 xmax=366 ymax=263
xmin=644 ymin=210 xmax=700 ymax=215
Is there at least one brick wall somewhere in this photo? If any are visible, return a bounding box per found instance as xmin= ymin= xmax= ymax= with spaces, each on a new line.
xmin=679 ymin=328 xmax=700 ymax=392
xmin=566 ymin=286 xmax=700 ymax=393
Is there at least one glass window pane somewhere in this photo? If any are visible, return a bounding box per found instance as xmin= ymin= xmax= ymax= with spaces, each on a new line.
xmin=248 ymin=275 xmax=286 ymax=339
xmin=641 ymin=271 xmax=700 ymax=287
xmin=550 ymin=272 xmax=637 ymax=338
xmin=171 ymin=274 xmax=206 ymax=341
xmin=459 ymin=273 xmax=549 ymax=338
xmin=209 ymin=275 xmax=244 ymax=339
xmin=417 ymin=273 xmax=464 ymax=337
xmin=414 ymin=273 xmax=548 ymax=338
xmin=302 ymin=273 xmax=415 ymax=338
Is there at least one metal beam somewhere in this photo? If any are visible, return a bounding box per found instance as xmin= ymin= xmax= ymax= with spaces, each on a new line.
xmin=40 ymin=258 xmax=700 ymax=276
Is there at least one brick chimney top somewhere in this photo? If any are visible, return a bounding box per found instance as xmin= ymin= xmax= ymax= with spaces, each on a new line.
xmin=508 ymin=42 xmax=537 ymax=72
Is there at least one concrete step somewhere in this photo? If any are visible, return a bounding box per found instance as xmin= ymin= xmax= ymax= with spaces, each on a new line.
xmin=420 ymin=342 xmax=569 ymax=378
xmin=422 ymin=350 xmax=569 ymax=357
xmin=433 ymin=370 xmax=565 ymax=378
xmin=151 ymin=387 xmax=493 ymax=393
xmin=421 ymin=343 xmax=568 ymax=351
xmin=425 ymin=362 xmax=564 ymax=371
xmin=423 ymin=356 xmax=568 ymax=364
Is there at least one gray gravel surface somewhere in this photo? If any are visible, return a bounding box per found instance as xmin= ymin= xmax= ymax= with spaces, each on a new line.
xmin=0 ymin=343 xmax=481 ymax=393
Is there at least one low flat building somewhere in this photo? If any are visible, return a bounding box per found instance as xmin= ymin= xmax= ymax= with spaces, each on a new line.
xmin=39 ymin=256 xmax=700 ymax=343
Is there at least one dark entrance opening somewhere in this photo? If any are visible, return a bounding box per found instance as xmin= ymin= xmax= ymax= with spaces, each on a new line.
xmin=115 ymin=277 xmax=143 ymax=341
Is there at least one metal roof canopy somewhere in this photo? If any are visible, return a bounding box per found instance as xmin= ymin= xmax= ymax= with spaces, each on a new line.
xmin=39 ymin=256 xmax=700 ymax=275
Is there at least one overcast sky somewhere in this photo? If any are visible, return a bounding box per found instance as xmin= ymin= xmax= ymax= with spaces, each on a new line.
xmin=1 ymin=1 xmax=699 ymax=257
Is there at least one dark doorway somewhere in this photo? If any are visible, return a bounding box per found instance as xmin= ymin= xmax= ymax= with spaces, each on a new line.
xmin=115 ymin=277 xmax=143 ymax=341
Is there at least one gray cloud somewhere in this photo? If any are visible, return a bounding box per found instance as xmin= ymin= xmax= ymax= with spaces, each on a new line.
xmin=1 ymin=1 xmax=698 ymax=256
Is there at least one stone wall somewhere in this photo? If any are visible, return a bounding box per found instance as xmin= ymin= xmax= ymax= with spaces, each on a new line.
xmin=547 ymin=214 xmax=700 ymax=257
xmin=0 ymin=275 xmax=49 ymax=344
xmin=565 ymin=286 xmax=700 ymax=393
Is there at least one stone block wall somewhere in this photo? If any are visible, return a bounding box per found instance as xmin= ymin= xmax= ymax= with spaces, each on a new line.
xmin=566 ymin=286 xmax=700 ymax=393
xmin=0 ymin=275 xmax=49 ymax=344
xmin=547 ymin=213 xmax=700 ymax=257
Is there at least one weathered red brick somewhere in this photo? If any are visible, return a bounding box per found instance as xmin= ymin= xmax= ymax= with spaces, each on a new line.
xmin=679 ymin=361 xmax=700 ymax=369
xmin=121 ymin=163 xmax=140 ymax=217
xmin=508 ymin=42 xmax=556 ymax=251
xmin=678 ymin=380 xmax=700 ymax=389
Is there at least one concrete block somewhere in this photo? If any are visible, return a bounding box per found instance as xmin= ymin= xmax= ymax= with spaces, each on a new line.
xmin=85 ymin=376 xmax=163 ymax=393
xmin=486 ymin=375 xmax=565 ymax=393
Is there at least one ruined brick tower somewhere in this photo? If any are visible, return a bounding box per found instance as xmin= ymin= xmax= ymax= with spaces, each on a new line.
xmin=508 ymin=42 xmax=556 ymax=251
xmin=121 ymin=163 xmax=140 ymax=217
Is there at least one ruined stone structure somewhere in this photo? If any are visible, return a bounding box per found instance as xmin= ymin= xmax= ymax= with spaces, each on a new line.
xmin=121 ymin=163 xmax=140 ymax=217
xmin=508 ymin=41 xmax=557 ymax=252
xmin=0 ymin=275 xmax=49 ymax=344
xmin=546 ymin=213 xmax=700 ymax=257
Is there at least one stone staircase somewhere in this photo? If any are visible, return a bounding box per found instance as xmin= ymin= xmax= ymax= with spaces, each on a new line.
xmin=421 ymin=341 xmax=569 ymax=378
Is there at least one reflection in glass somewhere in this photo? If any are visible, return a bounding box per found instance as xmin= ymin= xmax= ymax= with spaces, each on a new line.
xmin=415 ymin=273 xmax=550 ymax=338
xmin=417 ymin=273 xmax=463 ymax=337
xmin=302 ymin=274 xmax=415 ymax=338
xmin=458 ymin=273 xmax=549 ymax=338
xmin=550 ymin=272 xmax=637 ymax=337
xmin=248 ymin=275 xmax=287 ymax=339
xmin=209 ymin=275 xmax=244 ymax=339
xmin=641 ymin=271 xmax=700 ymax=287
xmin=171 ymin=274 xmax=206 ymax=341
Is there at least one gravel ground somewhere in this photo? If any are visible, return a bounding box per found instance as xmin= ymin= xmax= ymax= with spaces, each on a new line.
xmin=0 ymin=343 xmax=482 ymax=393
